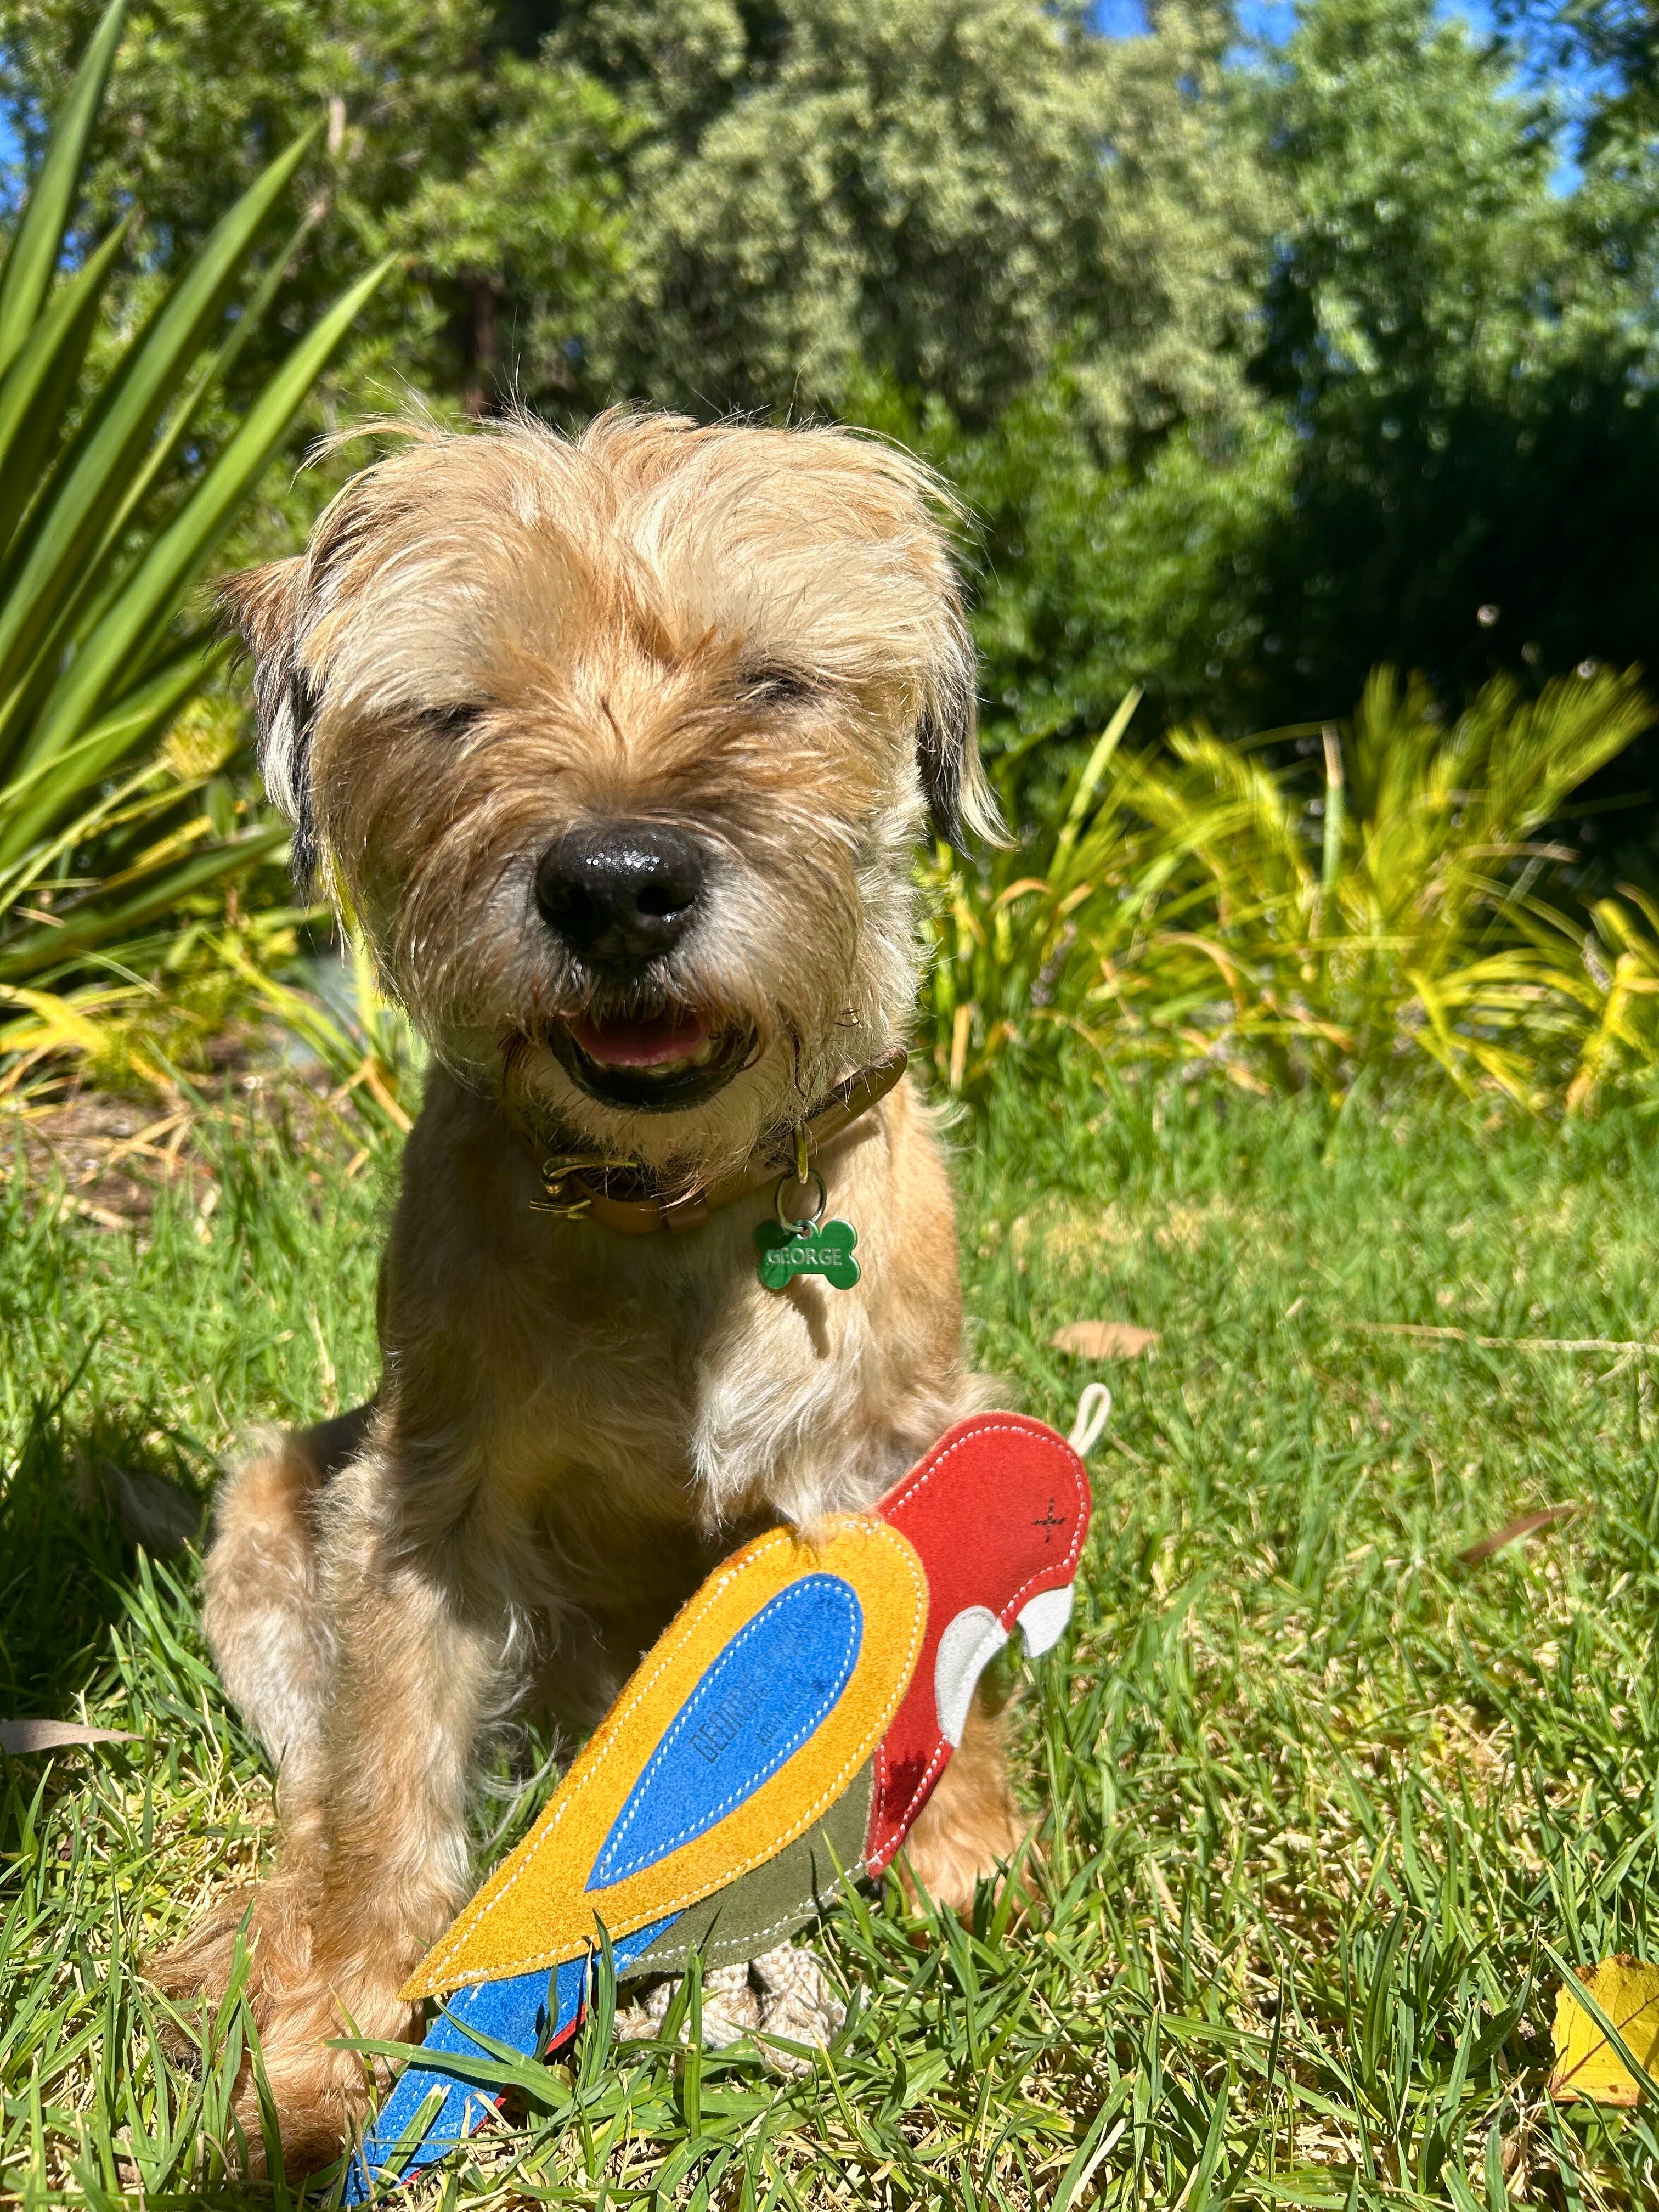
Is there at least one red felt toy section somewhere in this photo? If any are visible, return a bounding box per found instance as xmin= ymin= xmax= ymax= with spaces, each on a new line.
xmin=867 ymin=1413 xmax=1092 ymax=1875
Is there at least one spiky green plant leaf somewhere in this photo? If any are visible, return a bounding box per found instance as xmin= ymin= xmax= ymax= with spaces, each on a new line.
xmin=0 ymin=0 xmax=390 ymax=1063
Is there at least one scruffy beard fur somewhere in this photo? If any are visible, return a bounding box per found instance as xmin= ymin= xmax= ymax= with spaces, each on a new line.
xmin=149 ymin=410 xmax=1026 ymax=2174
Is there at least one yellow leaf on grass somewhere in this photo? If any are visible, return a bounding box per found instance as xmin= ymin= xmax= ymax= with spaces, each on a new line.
xmin=1051 ymin=1322 xmax=1158 ymax=1360
xmin=1551 ymin=1957 xmax=1659 ymax=2104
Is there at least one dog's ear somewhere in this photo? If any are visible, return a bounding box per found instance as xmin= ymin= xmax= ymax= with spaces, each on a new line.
xmin=217 ymin=557 xmax=320 ymax=887
xmin=917 ymin=619 xmax=1005 ymax=853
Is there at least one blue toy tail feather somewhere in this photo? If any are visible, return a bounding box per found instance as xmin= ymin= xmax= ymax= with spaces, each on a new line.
xmin=345 ymin=1965 xmax=574 ymax=2201
xmin=346 ymin=1918 xmax=678 ymax=2197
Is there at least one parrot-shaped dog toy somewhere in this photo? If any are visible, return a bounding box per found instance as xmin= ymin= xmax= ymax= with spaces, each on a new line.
xmin=349 ymin=1407 xmax=1098 ymax=2194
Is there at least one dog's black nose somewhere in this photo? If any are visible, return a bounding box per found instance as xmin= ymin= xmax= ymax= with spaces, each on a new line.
xmin=533 ymin=823 xmax=707 ymax=969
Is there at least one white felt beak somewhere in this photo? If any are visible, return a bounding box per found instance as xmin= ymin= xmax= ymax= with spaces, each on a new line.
xmin=932 ymin=1584 xmax=1077 ymax=1747
xmin=1015 ymin=1583 xmax=1074 ymax=1657
xmin=933 ymin=1607 xmax=1007 ymax=1748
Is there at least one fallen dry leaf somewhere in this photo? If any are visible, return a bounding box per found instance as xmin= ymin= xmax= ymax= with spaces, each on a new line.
xmin=1460 ymin=1502 xmax=1583 ymax=1566
xmin=1051 ymin=1322 xmax=1158 ymax=1361
xmin=1551 ymin=1956 xmax=1659 ymax=2104
xmin=0 ymin=1719 xmax=141 ymax=1754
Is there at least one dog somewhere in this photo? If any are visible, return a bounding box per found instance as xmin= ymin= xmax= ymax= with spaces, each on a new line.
xmin=152 ymin=409 xmax=1022 ymax=2170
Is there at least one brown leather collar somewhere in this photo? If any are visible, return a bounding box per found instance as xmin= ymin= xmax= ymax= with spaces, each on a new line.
xmin=507 ymin=1046 xmax=908 ymax=1235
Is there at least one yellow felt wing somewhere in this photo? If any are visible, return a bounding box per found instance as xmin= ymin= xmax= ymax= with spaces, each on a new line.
xmin=405 ymin=1516 xmax=926 ymax=1998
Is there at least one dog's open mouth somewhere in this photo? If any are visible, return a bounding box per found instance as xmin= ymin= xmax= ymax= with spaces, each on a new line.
xmin=545 ymin=1009 xmax=754 ymax=1112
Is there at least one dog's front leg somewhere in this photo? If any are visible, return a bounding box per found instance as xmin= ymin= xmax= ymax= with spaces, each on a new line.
xmin=157 ymin=1463 xmax=504 ymax=2173
xmin=263 ymin=1545 xmax=501 ymax=2167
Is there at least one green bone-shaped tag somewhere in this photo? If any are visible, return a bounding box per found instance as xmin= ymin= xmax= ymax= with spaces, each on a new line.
xmin=755 ymin=1218 xmax=860 ymax=1292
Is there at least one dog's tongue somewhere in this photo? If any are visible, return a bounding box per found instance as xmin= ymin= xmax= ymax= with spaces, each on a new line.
xmin=570 ymin=1011 xmax=709 ymax=1068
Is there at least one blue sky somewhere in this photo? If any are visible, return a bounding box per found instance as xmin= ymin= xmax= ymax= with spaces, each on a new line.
xmin=1096 ymin=0 xmax=1499 ymax=43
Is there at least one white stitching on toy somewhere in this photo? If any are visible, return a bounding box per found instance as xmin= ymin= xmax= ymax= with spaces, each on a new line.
xmin=626 ymin=1856 xmax=869 ymax=1967
xmin=591 ymin=1578 xmax=860 ymax=1884
xmin=424 ymin=1532 xmax=924 ymax=1988
xmin=421 ymin=1544 xmax=774 ymax=1980
xmin=868 ymin=1419 xmax=1089 ymax=1866
xmin=446 ymin=1717 xmax=880 ymax=1982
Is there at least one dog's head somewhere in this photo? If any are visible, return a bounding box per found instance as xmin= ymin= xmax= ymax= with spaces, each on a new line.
xmin=223 ymin=411 xmax=998 ymax=1177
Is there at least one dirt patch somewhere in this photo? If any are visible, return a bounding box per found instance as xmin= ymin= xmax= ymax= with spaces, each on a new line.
xmin=0 ymin=1091 xmax=208 ymax=1227
xmin=0 ymin=1070 xmax=361 ymax=1228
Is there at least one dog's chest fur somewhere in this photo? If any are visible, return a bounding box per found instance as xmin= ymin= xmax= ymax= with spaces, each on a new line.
xmin=372 ymin=1072 xmax=974 ymax=1696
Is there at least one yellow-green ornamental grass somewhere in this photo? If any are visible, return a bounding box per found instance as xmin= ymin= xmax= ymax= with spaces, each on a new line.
xmin=929 ymin=667 xmax=1659 ymax=1113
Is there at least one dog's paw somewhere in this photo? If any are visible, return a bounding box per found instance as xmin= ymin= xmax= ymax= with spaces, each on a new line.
xmin=149 ymin=1892 xmax=252 ymax=2013
xmin=208 ymin=1970 xmax=420 ymax=2176
xmin=149 ymin=1880 xmax=308 ymax=2025
xmin=149 ymin=1883 xmax=419 ymax=2174
xmin=241 ymin=1994 xmax=409 ymax=2176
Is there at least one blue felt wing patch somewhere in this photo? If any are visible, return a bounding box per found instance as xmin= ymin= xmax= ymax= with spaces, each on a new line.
xmin=586 ymin=1573 xmax=862 ymax=1891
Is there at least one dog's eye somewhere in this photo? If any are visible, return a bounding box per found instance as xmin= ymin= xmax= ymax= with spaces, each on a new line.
xmin=742 ymin=665 xmax=819 ymax=707
xmin=419 ymin=704 xmax=483 ymax=738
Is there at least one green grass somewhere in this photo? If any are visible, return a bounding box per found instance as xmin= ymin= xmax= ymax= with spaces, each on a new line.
xmin=6 ymin=1070 xmax=1659 ymax=2207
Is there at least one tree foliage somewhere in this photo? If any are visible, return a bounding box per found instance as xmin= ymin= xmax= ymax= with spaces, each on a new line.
xmin=1244 ymin=0 xmax=1659 ymax=725
xmin=3 ymin=0 xmax=1658 ymax=843
xmin=536 ymin=0 xmax=1274 ymax=441
xmin=0 ymin=0 xmax=632 ymax=422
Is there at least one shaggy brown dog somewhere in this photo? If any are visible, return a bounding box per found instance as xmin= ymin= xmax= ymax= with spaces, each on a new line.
xmin=152 ymin=410 xmax=1021 ymax=2170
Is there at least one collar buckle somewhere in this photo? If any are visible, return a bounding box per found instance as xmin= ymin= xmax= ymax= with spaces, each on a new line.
xmin=508 ymin=1046 xmax=909 ymax=1237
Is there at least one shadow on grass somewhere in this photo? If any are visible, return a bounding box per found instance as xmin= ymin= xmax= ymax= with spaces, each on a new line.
xmin=0 ymin=1384 xmax=211 ymax=1724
